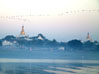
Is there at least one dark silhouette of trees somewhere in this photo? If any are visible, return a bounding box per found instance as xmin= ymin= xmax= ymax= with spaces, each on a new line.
xmin=0 ymin=40 xmax=2 ymax=46
xmin=67 ymin=39 xmax=83 ymax=50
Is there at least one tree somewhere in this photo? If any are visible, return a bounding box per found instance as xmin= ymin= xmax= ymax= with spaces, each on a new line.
xmin=84 ymin=41 xmax=94 ymax=48
xmin=0 ymin=40 xmax=2 ymax=46
xmin=67 ymin=39 xmax=83 ymax=50
xmin=3 ymin=35 xmax=16 ymax=41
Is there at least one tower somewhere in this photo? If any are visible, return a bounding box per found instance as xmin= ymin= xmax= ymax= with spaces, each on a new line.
xmin=20 ymin=26 xmax=25 ymax=36
xmin=18 ymin=25 xmax=28 ymax=38
xmin=86 ymin=32 xmax=92 ymax=41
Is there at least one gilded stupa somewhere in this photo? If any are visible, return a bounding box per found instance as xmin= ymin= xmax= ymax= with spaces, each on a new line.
xmin=86 ymin=32 xmax=92 ymax=41
xmin=20 ymin=26 xmax=28 ymax=37
xmin=20 ymin=26 xmax=25 ymax=35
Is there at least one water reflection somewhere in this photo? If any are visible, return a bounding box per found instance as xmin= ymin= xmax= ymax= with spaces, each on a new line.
xmin=0 ymin=63 xmax=54 ymax=74
xmin=0 ymin=50 xmax=99 ymax=74
xmin=0 ymin=62 xmax=99 ymax=74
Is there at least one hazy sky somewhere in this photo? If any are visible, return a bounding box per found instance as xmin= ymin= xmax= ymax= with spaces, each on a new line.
xmin=0 ymin=0 xmax=99 ymax=42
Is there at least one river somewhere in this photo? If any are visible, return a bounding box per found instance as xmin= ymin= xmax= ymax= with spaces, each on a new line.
xmin=0 ymin=48 xmax=99 ymax=74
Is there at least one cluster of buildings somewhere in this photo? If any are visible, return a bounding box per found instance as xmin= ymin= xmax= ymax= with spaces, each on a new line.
xmin=2 ymin=26 xmax=45 ymax=46
xmin=20 ymin=25 xmax=94 ymax=42
xmin=1 ymin=26 xmax=95 ymax=47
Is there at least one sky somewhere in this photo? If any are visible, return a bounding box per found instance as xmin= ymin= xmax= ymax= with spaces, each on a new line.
xmin=0 ymin=0 xmax=99 ymax=42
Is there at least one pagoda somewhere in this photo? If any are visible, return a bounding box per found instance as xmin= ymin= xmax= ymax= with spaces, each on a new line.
xmin=20 ymin=26 xmax=28 ymax=37
xmin=86 ymin=32 xmax=92 ymax=42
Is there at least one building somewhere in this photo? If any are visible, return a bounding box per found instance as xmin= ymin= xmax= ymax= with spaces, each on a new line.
xmin=86 ymin=32 xmax=93 ymax=42
xmin=20 ymin=26 xmax=25 ymax=35
xmin=2 ymin=40 xmax=13 ymax=46
xmin=19 ymin=26 xmax=28 ymax=37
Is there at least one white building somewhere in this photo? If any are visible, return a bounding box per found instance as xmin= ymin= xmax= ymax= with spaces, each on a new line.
xmin=2 ymin=40 xmax=13 ymax=46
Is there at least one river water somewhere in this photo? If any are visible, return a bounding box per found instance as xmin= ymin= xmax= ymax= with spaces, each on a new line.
xmin=0 ymin=48 xmax=99 ymax=74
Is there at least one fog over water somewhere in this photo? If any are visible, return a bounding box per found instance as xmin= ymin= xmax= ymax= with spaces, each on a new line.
xmin=0 ymin=48 xmax=99 ymax=74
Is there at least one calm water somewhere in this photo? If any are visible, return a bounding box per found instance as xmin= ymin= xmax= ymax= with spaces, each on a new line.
xmin=0 ymin=48 xmax=99 ymax=74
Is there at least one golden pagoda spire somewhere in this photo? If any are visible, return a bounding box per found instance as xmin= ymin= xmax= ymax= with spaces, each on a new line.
xmin=20 ymin=26 xmax=25 ymax=35
xmin=86 ymin=32 xmax=92 ymax=41
xmin=86 ymin=32 xmax=90 ymax=40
